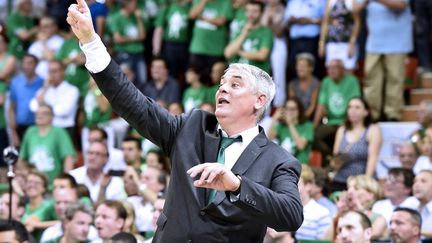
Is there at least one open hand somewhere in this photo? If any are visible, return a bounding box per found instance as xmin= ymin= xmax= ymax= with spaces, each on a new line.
xmin=67 ymin=0 xmax=96 ymax=44
xmin=187 ymin=163 xmax=240 ymax=192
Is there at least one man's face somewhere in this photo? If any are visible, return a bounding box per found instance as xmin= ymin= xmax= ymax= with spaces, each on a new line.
xmin=48 ymin=62 xmax=64 ymax=86
xmin=53 ymin=179 xmax=73 ymax=192
xmin=0 ymin=230 xmax=19 ymax=243
xmin=337 ymin=212 xmax=371 ymax=243
xmin=86 ymin=143 xmax=109 ymax=171
xmin=121 ymin=141 xmax=141 ymax=164
xmin=215 ymin=68 xmax=265 ymax=126
xmin=413 ymin=171 xmax=432 ymax=203
xmin=25 ymin=174 xmax=45 ymax=198
xmin=123 ymin=173 xmax=139 ymax=196
xmin=0 ymin=194 xmax=21 ymax=220
xmin=383 ymin=173 xmax=409 ymax=201
xmin=245 ymin=4 xmax=262 ymax=24
xmin=152 ymin=199 xmax=165 ymax=228
xmin=150 ymin=60 xmax=168 ymax=82
xmin=327 ymin=60 xmax=344 ymax=81
xmin=95 ymin=204 xmax=123 ymax=239
xmin=35 ymin=106 xmax=53 ymax=126
xmin=54 ymin=189 xmax=77 ymax=220
xmin=140 ymin=167 xmax=164 ymax=193
xmin=22 ymin=56 xmax=37 ymax=76
xmin=390 ymin=211 xmax=420 ymax=243
xmin=399 ymin=145 xmax=417 ymax=169
xmin=66 ymin=211 xmax=93 ymax=242
xmin=39 ymin=17 xmax=57 ymax=37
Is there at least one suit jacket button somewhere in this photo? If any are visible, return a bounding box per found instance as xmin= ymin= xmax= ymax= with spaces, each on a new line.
xmin=187 ymin=240 xmax=192 ymax=243
xmin=200 ymin=211 xmax=206 ymax=216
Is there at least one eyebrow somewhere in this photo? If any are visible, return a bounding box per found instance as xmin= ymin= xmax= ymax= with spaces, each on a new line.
xmin=222 ymin=74 xmax=243 ymax=80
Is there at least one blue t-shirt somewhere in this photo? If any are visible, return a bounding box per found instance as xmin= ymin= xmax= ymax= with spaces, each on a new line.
xmin=10 ymin=74 xmax=44 ymax=125
xmin=284 ymin=0 xmax=325 ymax=38
xmin=89 ymin=2 xmax=108 ymax=33
xmin=365 ymin=0 xmax=413 ymax=53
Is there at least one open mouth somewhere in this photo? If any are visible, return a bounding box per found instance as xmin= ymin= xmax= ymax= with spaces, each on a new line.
xmin=218 ymin=97 xmax=230 ymax=105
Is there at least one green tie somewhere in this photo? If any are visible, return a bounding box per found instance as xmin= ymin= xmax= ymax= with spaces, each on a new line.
xmin=208 ymin=136 xmax=242 ymax=202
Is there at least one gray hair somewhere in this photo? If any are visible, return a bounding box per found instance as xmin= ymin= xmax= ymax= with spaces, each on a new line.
xmin=296 ymin=52 xmax=315 ymax=68
xmin=227 ymin=63 xmax=276 ymax=120
xmin=64 ymin=202 xmax=94 ymax=221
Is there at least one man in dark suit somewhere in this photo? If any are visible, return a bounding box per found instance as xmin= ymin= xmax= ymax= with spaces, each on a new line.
xmin=67 ymin=1 xmax=303 ymax=242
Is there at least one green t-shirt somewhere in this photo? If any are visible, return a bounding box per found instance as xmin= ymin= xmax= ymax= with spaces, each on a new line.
xmin=83 ymin=91 xmax=112 ymax=127
xmin=182 ymin=86 xmax=208 ymax=112
xmin=318 ymin=75 xmax=361 ymax=125
xmin=275 ymin=121 xmax=314 ymax=164
xmin=55 ymin=38 xmax=90 ymax=97
xmin=155 ymin=2 xmax=191 ymax=43
xmin=206 ymin=85 xmax=219 ymax=104
xmin=0 ymin=82 xmax=7 ymax=129
xmin=229 ymin=7 xmax=247 ymax=40
xmin=233 ymin=26 xmax=273 ymax=73
xmin=189 ymin=0 xmax=233 ymax=56
xmin=22 ymin=199 xmax=55 ymax=242
xmin=19 ymin=126 xmax=76 ymax=185
xmin=138 ymin=0 xmax=168 ymax=30
xmin=110 ymin=11 xmax=145 ymax=54
xmin=6 ymin=12 xmax=34 ymax=59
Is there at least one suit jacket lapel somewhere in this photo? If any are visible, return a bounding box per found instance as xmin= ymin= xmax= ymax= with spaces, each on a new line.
xmin=200 ymin=127 xmax=221 ymax=207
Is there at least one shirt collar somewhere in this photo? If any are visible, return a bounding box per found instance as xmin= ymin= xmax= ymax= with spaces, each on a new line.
xmin=218 ymin=125 xmax=259 ymax=146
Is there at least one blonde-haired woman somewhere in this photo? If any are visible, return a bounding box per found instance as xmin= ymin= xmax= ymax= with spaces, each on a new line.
xmin=122 ymin=201 xmax=145 ymax=243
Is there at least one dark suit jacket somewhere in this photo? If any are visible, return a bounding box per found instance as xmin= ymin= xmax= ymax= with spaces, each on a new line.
xmin=92 ymin=60 xmax=304 ymax=243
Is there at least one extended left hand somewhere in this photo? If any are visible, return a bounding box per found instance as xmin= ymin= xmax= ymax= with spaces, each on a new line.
xmin=187 ymin=163 xmax=240 ymax=192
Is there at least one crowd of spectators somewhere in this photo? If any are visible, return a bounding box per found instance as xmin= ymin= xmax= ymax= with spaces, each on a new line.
xmin=0 ymin=0 xmax=431 ymax=242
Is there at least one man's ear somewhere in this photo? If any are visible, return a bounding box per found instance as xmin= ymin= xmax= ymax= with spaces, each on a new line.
xmin=364 ymin=227 xmax=372 ymax=241
xmin=254 ymin=94 xmax=267 ymax=110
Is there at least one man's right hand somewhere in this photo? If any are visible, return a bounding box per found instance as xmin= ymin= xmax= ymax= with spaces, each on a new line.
xmin=67 ymin=0 xmax=97 ymax=44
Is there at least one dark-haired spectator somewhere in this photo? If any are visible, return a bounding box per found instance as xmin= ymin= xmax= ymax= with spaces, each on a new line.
xmin=0 ymin=192 xmax=25 ymax=221
xmin=111 ymin=232 xmax=138 ymax=243
xmin=310 ymin=167 xmax=337 ymax=217
xmin=44 ymin=202 xmax=96 ymax=243
xmin=182 ymin=66 xmax=207 ymax=113
xmin=372 ymin=168 xmax=419 ymax=225
xmin=46 ymin=0 xmax=75 ymax=32
xmin=284 ymin=0 xmax=325 ymax=78
xmin=414 ymin=133 xmax=432 ymax=175
xmin=313 ymin=59 xmax=361 ymax=165
xmin=206 ymin=61 xmax=226 ymax=105
xmin=336 ymin=210 xmax=372 ymax=243
xmin=19 ymin=105 xmax=76 ymax=185
xmin=29 ymin=60 xmax=80 ymax=136
xmin=261 ymin=0 xmax=287 ymax=108
xmin=122 ymin=137 xmax=144 ymax=170
xmin=319 ymin=0 xmax=361 ymax=71
xmin=188 ymin=0 xmax=233 ymax=84
xmin=390 ymin=207 xmax=422 ymax=243
xmin=268 ymin=97 xmax=314 ymax=164
xmin=111 ymin=0 xmax=146 ymax=86
xmin=145 ymin=149 xmax=171 ymax=174
xmin=200 ymin=102 xmax=215 ymax=114
xmin=69 ymin=141 xmax=127 ymax=203
xmin=94 ymin=200 xmax=127 ymax=242
xmin=52 ymin=173 xmax=78 ymax=192
xmin=28 ymin=16 xmax=64 ymax=80
xmin=331 ymin=97 xmax=381 ymax=191
xmin=288 ymin=52 xmax=320 ymax=120
xmin=413 ymin=170 xmax=432 ymax=239
xmin=224 ymin=1 xmax=273 ymax=74
xmin=168 ymin=102 xmax=184 ymax=115
xmin=398 ymin=143 xmax=418 ymax=171
xmin=0 ymin=219 xmax=31 ymax=243
xmin=8 ymin=54 xmax=44 ymax=147
xmin=153 ymin=0 xmax=191 ymax=81
xmin=412 ymin=100 xmax=432 ymax=153
xmin=6 ymin=0 xmax=38 ymax=59
xmin=140 ymin=57 xmax=181 ymax=105
xmin=355 ymin=0 xmax=413 ymax=121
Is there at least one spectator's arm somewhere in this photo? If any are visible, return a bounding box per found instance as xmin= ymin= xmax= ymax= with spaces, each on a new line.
xmin=95 ymin=90 xmax=110 ymax=112
xmin=189 ymin=0 xmax=209 ymax=19
xmin=16 ymin=27 xmax=38 ymax=41
xmin=319 ymin=0 xmax=331 ymax=58
xmin=371 ymin=214 xmax=388 ymax=240
xmin=348 ymin=9 xmax=361 ymax=57
xmin=365 ymin=124 xmax=382 ymax=177
xmin=0 ymin=56 xmax=16 ymax=82
xmin=63 ymin=155 xmax=75 ymax=173
xmin=305 ymin=83 xmax=319 ymax=119
xmin=152 ymin=27 xmax=164 ymax=56
xmin=376 ymin=0 xmax=407 ymax=11
xmin=95 ymin=16 xmax=106 ymax=37
xmin=113 ymin=32 xmax=136 ymax=44
xmin=313 ymin=104 xmax=326 ymax=128
xmin=288 ymin=122 xmax=308 ymax=150
xmin=352 ymin=0 xmax=368 ymax=13
xmin=224 ymin=24 xmax=251 ymax=59
xmin=8 ymin=102 xmax=20 ymax=147
xmin=422 ymin=230 xmax=432 ymax=239
xmin=267 ymin=109 xmax=283 ymax=141
xmin=135 ymin=10 xmax=146 ymax=41
xmin=332 ymin=126 xmax=344 ymax=155
xmin=199 ymin=16 xmax=228 ymax=26
xmin=238 ymin=48 xmax=270 ymax=62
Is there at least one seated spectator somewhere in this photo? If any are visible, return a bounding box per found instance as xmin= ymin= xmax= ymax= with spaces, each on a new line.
xmin=413 ymin=169 xmax=432 ymax=239
xmin=398 ymin=143 xmax=419 ymax=171
xmin=310 ymin=167 xmax=337 ymax=217
xmin=29 ymin=60 xmax=80 ymax=136
xmin=122 ymin=136 xmax=144 ymax=170
xmin=288 ymin=53 xmax=320 ymax=120
xmin=372 ymin=168 xmax=419 ymax=225
xmin=268 ymin=97 xmax=314 ymax=164
xmin=295 ymin=164 xmax=332 ymax=240
xmin=224 ymin=1 xmax=273 ymax=74
xmin=319 ymin=0 xmax=360 ymax=72
xmin=336 ymin=210 xmax=372 ymax=243
xmin=313 ymin=59 xmax=361 ymax=164
xmin=121 ymin=201 xmax=145 ymax=243
xmin=18 ymin=105 xmax=76 ymax=185
xmin=414 ymin=133 xmax=432 ymax=174
xmin=145 ymin=149 xmax=171 ymax=174
xmin=331 ymin=97 xmax=381 ymax=191
xmin=390 ymin=207 xmax=422 ymax=243
xmin=69 ymin=141 xmax=127 ymax=203
xmin=0 ymin=192 xmax=25 ymax=221
xmin=8 ymin=54 xmax=44 ymax=147
xmin=28 ymin=16 xmax=64 ymax=80
xmin=21 ymin=170 xmax=53 ymax=241
xmin=0 ymin=219 xmax=31 ymax=243
xmin=206 ymin=61 xmax=226 ymax=105
xmin=45 ymin=202 xmax=96 ymax=243
xmin=94 ymin=200 xmax=127 ymax=243
xmin=182 ymin=66 xmax=208 ymax=113
xmin=411 ymin=100 xmax=432 ymax=151
xmin=111 ymin=232 xmax=138 ymax=243
xmin=144 ymin=195 xmax=166 ymax=243
xmin=168 ymin=102 xmax=184 ymax=115
xmin=140 ymin=57 xmax=181 ymax=105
